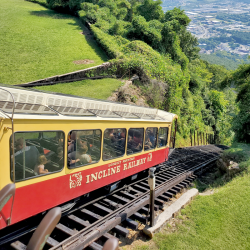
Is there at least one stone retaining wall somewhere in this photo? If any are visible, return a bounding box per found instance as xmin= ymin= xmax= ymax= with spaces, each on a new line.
xmin=16 ymin=62 xmax=112 ymax=87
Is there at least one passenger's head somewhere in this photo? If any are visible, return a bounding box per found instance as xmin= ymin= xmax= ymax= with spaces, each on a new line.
xmin=78 ymin=145 xmax=88 ymax=154
xmin=70 ymin=131 xmax=77 ymax=141
xmin=38 ymin=155 xmax=48 ymax=165
xmin=82 ymin=145 xmax=88 ymax=154
xmin=15 ymin=138 xmax=25 ymax=151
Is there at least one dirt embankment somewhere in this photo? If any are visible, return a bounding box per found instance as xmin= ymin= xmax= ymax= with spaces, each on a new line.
xmin=108 ymin=80 xmax=149 ymax=107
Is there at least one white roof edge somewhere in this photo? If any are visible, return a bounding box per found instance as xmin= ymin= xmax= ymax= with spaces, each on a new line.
xmin=0 ymin=86 xmax=177 ymax=123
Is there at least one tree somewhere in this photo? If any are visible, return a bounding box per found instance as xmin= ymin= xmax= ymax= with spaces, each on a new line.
xmin=227 ymin=64 xmax=250 ymax=142
xmin=164 ymin=8 xmax=199 ymax=61
xmin=137 ymin=0 xmax=164 ymax=22
xmin=161 ymin=20 xmax=189 ymax=69
xmin=164 ymin=7 xmax=191 ymax=27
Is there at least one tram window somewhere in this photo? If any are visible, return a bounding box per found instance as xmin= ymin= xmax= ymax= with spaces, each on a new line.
xmin=144 ymin=127 xmax=157 ymax=151
xmin=10 ymin=131 xmax=65 ymax=182
xmin=68 ymin=129 xmax=101 ymax=168
xmin=157 ymin=127 xmax=169 ymax=148
xmin=103 ymin=128 xmax=126 ymax=161
xmin=127 ymin=128 xmax=144 ymax=155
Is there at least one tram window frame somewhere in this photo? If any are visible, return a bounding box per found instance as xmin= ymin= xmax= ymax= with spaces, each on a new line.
xmin=144 ymin=127 xmax=158 ymax=151
xmin=157 ymin=127 xmax=169 ymax=148
xmin=67 ymin=129 xmax=102 ymax=169
xmin=127 ymin=128 xmax=144 ymax=155
xmin=10 ymin=130 xmax=65 ymax=183
xmin=102 ymin=128 xmax=127 ymax=161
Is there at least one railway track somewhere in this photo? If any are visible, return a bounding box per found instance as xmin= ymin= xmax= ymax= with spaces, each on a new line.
xmin=1 ymin=145 xmax=224 ymax=250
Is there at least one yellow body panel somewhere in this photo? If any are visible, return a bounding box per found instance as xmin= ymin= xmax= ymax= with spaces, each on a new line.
xmin=0 ymin=117 xmax=172 ymax=190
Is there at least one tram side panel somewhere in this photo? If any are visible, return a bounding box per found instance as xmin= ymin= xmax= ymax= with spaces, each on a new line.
xmin=0 ymin=119 xmax=172 ymax=230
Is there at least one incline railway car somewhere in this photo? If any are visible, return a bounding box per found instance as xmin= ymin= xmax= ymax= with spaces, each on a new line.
xmin=0 ymin=85 xmax=177 ymax=232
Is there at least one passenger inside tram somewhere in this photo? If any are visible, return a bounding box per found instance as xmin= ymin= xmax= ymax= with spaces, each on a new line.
xmin=12 ymin=131 xmax=65 ymax=181
xmin=103 ymin=128 xmax=126 ymax=160
xmin=144 ymin=135 xmax=153 ymax=150
xmin=67 ymin=130 xmax=101 ymax=167
xmin=78 ymin=145 xmax=92 ymax=165
xmin=127 ymin=128 xmax=143 ymax=154
xmin=14 ymin=138 xmax=40 ymax=178
xmin=34 ymin=155 xmax=49 ymax=175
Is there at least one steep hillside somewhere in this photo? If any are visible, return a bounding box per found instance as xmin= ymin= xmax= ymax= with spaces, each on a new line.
xmin=0 ymin=0 xmax=107 ymax=84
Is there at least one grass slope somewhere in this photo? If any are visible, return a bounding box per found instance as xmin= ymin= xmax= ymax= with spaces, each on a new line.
xmin=0 ymin=0 xmax=108 ymax=84
xmin=33 ymin=78 xmax=123 ymax=100
xmin=151 ymin=143 xmax=250 ymax=250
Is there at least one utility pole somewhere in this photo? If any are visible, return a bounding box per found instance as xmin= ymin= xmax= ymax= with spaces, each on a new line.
xmin=148 ymin=167 xmax=156 ymax=227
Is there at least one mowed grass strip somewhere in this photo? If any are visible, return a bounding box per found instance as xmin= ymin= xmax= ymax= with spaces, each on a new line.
xmin=0 ymin=0 xmax=107 ymax=84
xmin=33 ymin=78 xmax=123 ymax=100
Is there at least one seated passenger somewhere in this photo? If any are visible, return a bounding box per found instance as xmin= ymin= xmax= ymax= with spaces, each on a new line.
xmin=68 ymin=151 xmax=80 ymax=167
xmin=15 ymin=138 xmax=40 ymax=174
xmin=34 ymin=155 xmax=49 ymax=175
xmin=127 ymin=136 xmax=141 ymax=152
xmin=51 ymin=147 xmax=64 ymax=167
xmin=109 ymin=129 xmax=116 ymax=143
xmin=149 ymin=130 xmax=156 ymax=145
xmin=118 ymin=132 xmax=126 ymax=147
xmin=68 ymin=131 xmax=77 ymax=153
xmin=144 ymin=136 xmax=153 ymax=150
xmin=78 ymin=145 xmax=92 ymax=165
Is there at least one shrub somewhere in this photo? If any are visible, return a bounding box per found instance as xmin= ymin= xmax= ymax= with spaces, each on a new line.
xmin=90 ymin=26 xmax=125 ymax=59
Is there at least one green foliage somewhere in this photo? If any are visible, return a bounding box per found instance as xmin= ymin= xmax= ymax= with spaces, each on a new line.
xmin=188 ymin=59 xmax=213 ymax=92
xmin=179 ymin=30 xmax=200 ymax=61
xmin=205 ymin=62 xmax=230 ymax=89
xmin=164 ymin=7 xmax=191 ymax=27
xmin=127 ymin=15 xmax=162 ymax=50
xmin=136 ymin=0 xmax=164 ymax=22
xmin=200 ymin=52 xmax=250 ymax=70
xmin=90 ymin=26 xmax=126 ymax=58
xmin=222 ymin=64 xmax=250 ymax=143
xmin=161 ymin=21 xmax=189 ymax=69
xmin=163 ymin=8 xmax=199 ymax=62
xmin=207 ymin=89 xmax=236 ymax=145
xmin=47 ymin=0 xmax=83 ymax=12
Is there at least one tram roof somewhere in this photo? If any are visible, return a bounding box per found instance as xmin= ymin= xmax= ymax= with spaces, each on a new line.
xmin=0 ymin=85 xmax=177 ymax=122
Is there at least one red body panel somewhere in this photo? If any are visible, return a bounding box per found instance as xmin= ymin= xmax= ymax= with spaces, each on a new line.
xmin=0 ymin=148 xmax=168 ymax=229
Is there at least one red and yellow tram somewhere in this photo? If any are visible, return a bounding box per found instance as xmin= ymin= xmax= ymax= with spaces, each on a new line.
xmin=0 ymin=85 xmax=177 ymax=231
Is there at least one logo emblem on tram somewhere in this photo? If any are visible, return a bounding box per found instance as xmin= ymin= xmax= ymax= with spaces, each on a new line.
xmin=69 ymin=172 xmax=83 ymax=189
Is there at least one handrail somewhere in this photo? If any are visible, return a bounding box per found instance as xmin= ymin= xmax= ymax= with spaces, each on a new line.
xmin=0 ymin=88 xmax=16 ymax=225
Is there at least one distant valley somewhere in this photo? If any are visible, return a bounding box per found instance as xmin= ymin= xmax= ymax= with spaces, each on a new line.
xmin=162 ymin=0 xmax=250 ymax=69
